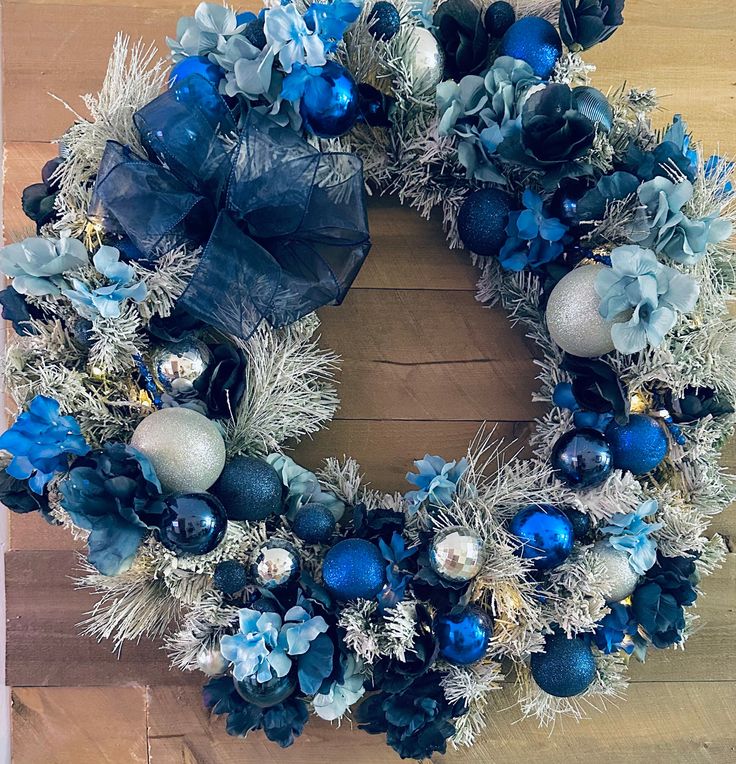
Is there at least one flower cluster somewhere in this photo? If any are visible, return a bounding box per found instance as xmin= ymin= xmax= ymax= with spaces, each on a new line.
xmin=405 ymin=454 xmax=468 ymax=512
xmin=601 ymin=499 xmax=662 ymax=575
xmin=0 ymin=236 xmax=87 ymax=297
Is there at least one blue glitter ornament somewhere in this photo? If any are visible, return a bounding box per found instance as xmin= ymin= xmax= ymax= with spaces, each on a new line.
xmin=300 ymin=61 xmax=359 ymax=138
xmin=169 ymin=56 xmax=224 ymax=89
xmin=291 ymin=502 xmax=336 ymax=544
xmin=530 ymin=632 xmax=596 ymax=697
xmin=435 ymin=607 xmax=494 ymax=665
xmin=573 ymin=86 xmax=614 ymax=133
xmin=605 ymin=414 xmax=669 ymax=475
xmin=508 ymin=504 xmax=574 ymax=570
xmin=368 ymin=1 xmax=401 ymax=41
xmin=213 ymin=559 xmax=248 ymax=595
xmin=499 ymin=17 xmax=562 ymax=79
xmin=157 ymin=492 xmax=228 ymax=555
xmin=484 ymin=1 xmax=515 ymax=38
xmin=551 ymin=428 xmax=613 ymax=488
xmin=251 ymin=539 xmax=301 ymax=590
xmin=563 ymin=507 xmax=592 ymax=540
xmin=458 ymin=188 xmax=514 ymax=257
xmin=322 ymin=538 xmax=385 ymax=600
xmin=211 ymin=456 xmax=283 ymax=522
xmin=234 ymin=674 xmax=297 ymax=708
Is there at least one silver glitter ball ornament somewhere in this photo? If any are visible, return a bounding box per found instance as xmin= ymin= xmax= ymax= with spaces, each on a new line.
xmin=429 ymin=526 xmax=485 ymax=582
xmin=407 ymin=27 xmax=445 ymax=87
xmin=130 ymin=407 xmax=226 ymax=493
xmin=592 ymin=540 xmax=640 ymax=602
xmin=546 ymin=264 xmax=630 ymax=358
xmin=196 ymin=644 xmax=229 ymax=676
xmin=251 ymin=539 xmax=301 ymax=590
xmin=152 ymin=340 xmax=211 ymax=391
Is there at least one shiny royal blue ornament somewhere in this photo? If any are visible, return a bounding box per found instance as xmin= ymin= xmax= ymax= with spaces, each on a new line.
xmin=367 ymin=1 xmax=401 ymax=41
xmin=157 ymin=492 xmax=227 ymax=555
xmin=551 ymin=428 xmax=613 ymax=488
xmin=605 ymin=414 xmax=669 ymax=476
xmin=509 ymin=504 xmax=574 ymax=570
xmin=530 ymin=632 xmax=597 ymax=697
xmin=435 ymin=607 xmax=494 ymax=665
xmin=573 ymin=86 xmax=614 ymax=133
xmin=291 ymin=502 xmax=336 ymax=544
xmin=299 ymin=60 xmax=360 ymax=138
xmin=457 ymin=188 xmax=514 ymax=257
xmin=168 ymin=55 xmax=224 ymax=89
xmin=499 ymin=17 xmax=562 ymax=79
xmin=322 ymin=538 xmax=386 ymax=600
xmin=234 ymin=673 xmax=297 ymax=708
xmin=211 ymin=455 xmax=283 ymax=522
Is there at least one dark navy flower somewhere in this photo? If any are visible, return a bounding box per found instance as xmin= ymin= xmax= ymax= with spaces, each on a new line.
xmin=434 ymin=0 xmax=489 ymax=79
xmin=0 ymin=470 xmax=53 ymax=521
xmin=559 ymin=0 xmax=625 ymax=51
xmin=353 ymin=502 xmax=406 ymax=541
xmin=0 ymin=395 xmax=89 ymax=494
xmin=594 ymin=602 xmax=636 ymax=654
xmin=377 ymin=532 xmax=419 ymax=611
xmin=192 ymin=342 xmax=246 ymax=419
xmin=665 ymin=386 xmax=734 ymax=423
xmin=22 ymin=157 xmax=63 ymax=231
xmin=0 ymin=286 xmax=41 ymax=336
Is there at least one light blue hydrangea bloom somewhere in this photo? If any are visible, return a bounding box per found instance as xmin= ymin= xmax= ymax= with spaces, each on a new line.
xmin=405 ymin=454 xmax=469 ymax=513
xmin=312 ymin=655 xmax=366 ymax=721
xmin=214 ymin=35 xmax=277 ymax=100
xmin=601 ymin=498 xmax=663 ymax=575
xmin=0 ymin=236 xmax=88 ymax=296
xmin=264 ymin=3 xmax=326 ymax=73
xmin=267 ymin=453 xmax=345 ymax=520
xmin=596 ymin=245 xmax=699 ymax=354
xmin=167 ymin=2 xmax=243 ymax=61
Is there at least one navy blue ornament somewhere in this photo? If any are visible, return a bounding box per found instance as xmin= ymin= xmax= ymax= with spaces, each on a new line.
xmin=157 ymin=492 xmax=227 ymax=555
xmin=435 ymin=607 xmax=494 ymax=665
xmin=251 ymin=539 xmax=301 ymax=590
xmin=530 ymin=632 xmax=596 ymax=697
xmin=358 ymin=83 xmax=395 ymax=128
xmin=368 ymin=1 xmax=401 ymax=41
xmin=213 ymin=559 xmax=248 ymax=595
xmin=169 ymin=56 xmax=223 ymax=89
xmin=300 ymin=60 xmax=359 ymax=138
xmin=484 ymin=1 xmax=515 ymax=38
xmin=499 ymin=17 xmax=562 ymax=78
xmin=551 ymin=428 xmax=613 ymax=488
xmin=243 ymin=16 xmax=267 ymax=49
xmin=322 ymin=538 xmax=386 ymax=600
xmin=563 ymin=507 xmax=592 ymax=540
xmin=211 ymin=456 xmax=283 ymax=522
xmin=605 ymin=414 xmax=669 ymax=475
xmin=573 ymin=86 xmax=614 ymax=133
xmin=291 ymin=503 xmax=336 ymax=544
xmin=458 ymin=188 xmax=514 ymax=257
xmin=509 ymin=504 xmax=574 ymax=570
xmin=234 ymin=673 xmax=297 ymax=708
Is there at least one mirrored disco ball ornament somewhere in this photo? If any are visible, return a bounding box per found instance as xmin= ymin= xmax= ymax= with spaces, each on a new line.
xmin=591 ymin=540 xmax=640 ymax=602
xmin=508 ymin=504 xmax=574 ymax=570
xmin=499 ymin=17 xmax=562 ymax=78
xmin=322 ymin=538 xmax=386 ymax=601
xmin=157 ymin=492 xmax=228 ymax=555
xmin=300 ymin=60 xmax=359 ymax=138
xmin=130 ymin=407 xmax=226 ymax=493
xmin=251 ymin=539 xmax=301 ymax=590
xmin=551 ymin=428 xmax=613 ymax=489
xmin=435 ymin=607 xmax=494 ymax=665
xmin=429 ymin=526 xmax=485 ymax=582
xmin=573 ymin=86 xmax=614 ymax=133
xmin=605 ymin=413 xmax=669 ymax=475
xmin=234 ymin=673 xmax=297 ymax=708
xmin=407 ymin=27 xmax=445 ymax=87
xmin=530 ymin=632 xmax=596 ymax=697
xmin=196 ymin=643 xmax=229 ymax=676
xmin=545 ymin=264 xmax=631 ymax=358
xmin=152 ymin=340 xmax=211 ymax=391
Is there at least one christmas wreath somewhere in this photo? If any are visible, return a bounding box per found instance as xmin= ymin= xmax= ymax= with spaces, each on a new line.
xmin=2 ymin=1 xmax=735 ymax=759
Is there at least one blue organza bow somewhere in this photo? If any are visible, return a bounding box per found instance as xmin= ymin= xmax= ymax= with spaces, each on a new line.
xmin=89 ymin=75 xmax=370 ymax=339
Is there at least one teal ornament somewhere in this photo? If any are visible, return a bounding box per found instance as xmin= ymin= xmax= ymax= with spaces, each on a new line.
xmin=573 ymin=86 xmax=614 ymax=133
xmin=322 ymin=538 xmax=385 ymax=600
xmin=157 ymin=492 xmax=227 ymax=555
xmin=291 ymin=503 xmax=336 ymax=544
xmin=530 ymin=632 xmax=596 ymax=697
xmin=434 ymin=607 xmax=493 ymax=665
xmin=605 ymin=414 xmax=669 ymax=475
xmin=169 ymin=56 xmax=223 ymax=89
xmin=300 ymin=61 xmax=359 ymax=138
xmin=499 ymin=17 xmax=562 ymax=79
xmin=508 ymin=504 xmax=574 ymax=570
xmin=551 ymin=428 xmax=613 ymax=488
xmin=368 ymin=1 xmax=401 ymax=41
xmin=251 ymin=539 xmax=300 ymax=590
xmin=211 ymin=456 xmax=283 ymax=522
xmin=234 ymin=673 xmax=297 ymax=708
xmin=458 ymin=188 xmax=514 ymax=257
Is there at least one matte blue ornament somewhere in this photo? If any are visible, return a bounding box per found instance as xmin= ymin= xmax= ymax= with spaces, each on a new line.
xmin=573 ymin=86 xmax=614 ymax=133
xmin=435 ymin=607 xmax=494 ymax=665
xmin=499 ymin=17 xmax=562 ymax=78
xmin=234 ymin=673 xmax=297 ymax=707
xmin=484 ymin=1 xmax=515 ymax=38
xmin=300 ymin=61 xmax=360 ymax=138
xmin=169 ymin=56 xmax=224 ymax=89
xmin=291 ymin=502 xmax=336 ymax=544
xmin=551 ymin=428 xmax=613 ymax=488
xmin=458 ymin=188 xmax=514 ymax=257
xmin=251 ymin=539 xmax=301 ymax=590
xmin=508 ymin=504 xmax=574 ymax=570
xmin=322 ymin=538 xmax=386 ymax=600
xmin=530 ymin=632 xmax=596 ymax=697
xmin=211 ymin=456 xmax=283 ymax=522
xmin=563 ymin=507 xmax=592 ymax=540
xmin=605 ymin=414 xmax=669 ymax=476
xmin=213 ymin=559 xmax=248 ymax=595
xmin=367 ymin=1 xmax=401 ymax=41
xmin=157 ymin=492 xmax=227 ymax=555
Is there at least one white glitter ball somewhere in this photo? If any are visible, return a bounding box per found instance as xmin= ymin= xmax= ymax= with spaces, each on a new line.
xmin=592 ymin=540 xmax=640 ymax=602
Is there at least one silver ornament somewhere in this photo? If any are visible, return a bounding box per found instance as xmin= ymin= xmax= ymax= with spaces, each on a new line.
xmin=592 ymin=540 xmax=640 ymax=602
xmin=429 ymin=526 xmax=485 ymax=582
xmin=545 ymin=264 xmax=631 ymax=358
xmin=152 ymin=340 xmax=211 ymax=392
xmin=196 ymin=644 xmax=229 ymax=676
xmin=573 ymin=86 xmax=614 ymax=133
xmin=408 ymin=27 xmax=445 ymax=88
xmin=251 ymin=539 xmax=301 ymax=590
xmin=130 ymin=407 xmax=226 ymax=493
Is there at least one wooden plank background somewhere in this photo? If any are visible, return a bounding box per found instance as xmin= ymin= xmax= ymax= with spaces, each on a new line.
xmin=3 ymin=0 xmax=736 ymax=761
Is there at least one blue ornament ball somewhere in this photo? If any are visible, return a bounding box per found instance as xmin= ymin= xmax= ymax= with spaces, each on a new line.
xmin=458 ymin=188 xmax=514 ymax=257
xmin=499 ymin=17 xmax=562 ymax=78
xmin=435 ymin=607 xmax=494 ymax=665
xmin=368 ymin=1 xmax=401 ymax=41
xmin=300 ymin=61 xmax=359 ymax=138
xmin=605 ymin=414 xmax=669 ymax=475
xmin=234 ymin=673 xmax=297 ymax=708
xmin=551 ymin=428 xmax=613 ymax=488
xmin=509 ymin=504 xmax=574 ymax=570
xmin=169 ymin=55 xmax=223 ymax=89
xmin=157 ymin=492 xmax=228 ymax=555
xmin=211 ymin=456 xmax=283 ymax=522
xmin=530 ymin=632 xmax=597 ymax=697
xmin=484 ymin=1 xmax=516 ymax=37
xmin=322 ymin=538 xmax=385 ymax=600
xmin=573 ymin=86 xmax=614 ymax=133
xmin=292 ymin=503 xmax=336 ymax=544
xmin=563 ymin=507 xmax=592 ymax=540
